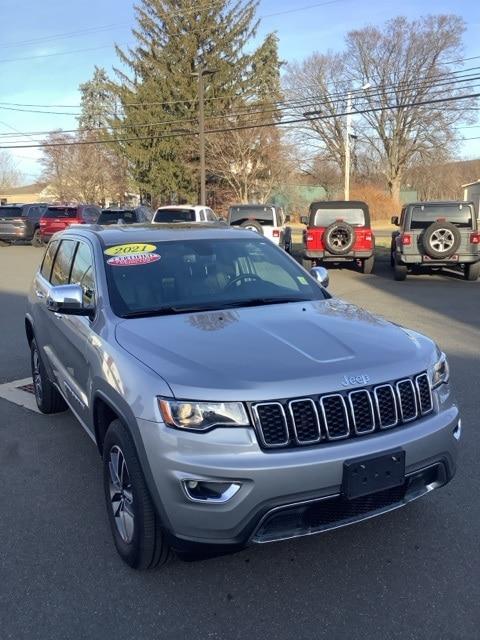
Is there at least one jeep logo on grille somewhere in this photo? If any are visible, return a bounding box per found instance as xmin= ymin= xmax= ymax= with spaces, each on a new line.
xmin=341 ymin=374 xmax=370 ymax=387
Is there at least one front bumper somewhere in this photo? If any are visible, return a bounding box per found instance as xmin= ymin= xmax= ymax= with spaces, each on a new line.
xmin=304 ymin=250 xmax=373 ymax=261
xmin=137 ymin=394 xmax=460 ymax=552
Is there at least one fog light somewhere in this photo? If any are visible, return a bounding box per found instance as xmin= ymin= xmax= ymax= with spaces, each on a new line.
xmin=182 ymin=480 xmax=241 ymax=503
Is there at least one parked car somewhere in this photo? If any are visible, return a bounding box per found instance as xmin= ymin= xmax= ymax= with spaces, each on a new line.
xmin=39 ymin=204 xmax=101 ymax=242
xmin=26 ymin=223 xmax=459 ymax=569
xmin=0 ymin=203 xmax=47 ymax=246
xmin=227 ymin=204 xmax=290 ymax=249
xmin=98 ymin=206 xmax=153 ymax=225
xmin=153 ymin=205 xmax=218 ymax=223
xmin=302 ymin=200 xmax=375 ymax=273
xmin=391 ymin=201 xmax=480 ymax=281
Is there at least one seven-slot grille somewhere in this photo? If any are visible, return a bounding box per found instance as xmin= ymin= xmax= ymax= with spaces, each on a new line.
xmin=251 ymin=372 xmax=433 ymax=449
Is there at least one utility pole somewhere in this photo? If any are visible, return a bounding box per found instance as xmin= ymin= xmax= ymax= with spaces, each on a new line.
xmin=193 ymin=66 xmax=216 ymax=206
xmin=344 ymin=91 xmax=352 ymax=201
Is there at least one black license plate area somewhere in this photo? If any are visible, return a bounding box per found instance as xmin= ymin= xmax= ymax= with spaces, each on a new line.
xmin=342 ymin=450 xmax=405 ymax=500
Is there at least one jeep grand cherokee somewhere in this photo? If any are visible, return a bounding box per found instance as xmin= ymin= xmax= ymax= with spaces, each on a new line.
xmin=26 ymin=224 xmax=460 ymax=569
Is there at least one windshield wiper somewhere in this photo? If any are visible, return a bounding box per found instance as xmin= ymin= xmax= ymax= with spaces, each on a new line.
xmin=121 ymin=297 xmax=313 ymax=318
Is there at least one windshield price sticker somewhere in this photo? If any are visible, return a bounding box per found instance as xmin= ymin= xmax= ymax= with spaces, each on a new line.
xmin=107 ymin=253 xmax=161 ymax=267
xmin=104 ymin=243 xmax=157 ymax=256
xmin=297 ymin=276 xmax=308 ymax=284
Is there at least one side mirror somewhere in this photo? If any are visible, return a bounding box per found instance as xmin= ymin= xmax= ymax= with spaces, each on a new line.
xmin=310 ymin=266 xmax=329 ymax=288
xmin=300 ymin=216 xmax=308 ymax=225
xmin=46 ymin=284 xmax=92 ymax=316
xmin=391 ymin=216 xmax=399 ymax=226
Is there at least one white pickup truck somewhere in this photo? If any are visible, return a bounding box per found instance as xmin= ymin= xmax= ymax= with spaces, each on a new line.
xmin=227 ymin=204 xmax=291 ymax=251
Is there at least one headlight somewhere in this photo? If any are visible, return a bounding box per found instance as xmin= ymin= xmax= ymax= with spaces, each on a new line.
xmin=430 ymin=352 xmax=450 ymax=389
xmin=158 ymin=398 xmax=249 ymax=431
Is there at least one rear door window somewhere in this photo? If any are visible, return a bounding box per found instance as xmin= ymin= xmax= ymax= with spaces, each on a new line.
xmin=312 ymin=208 xmax=365 ymax=227
xmin=50 ymin=239 xmax=77 ymax=286
xmin=0 ymin=206 xmax=24 ymax=218
xmin=40 ymin=240 xmax=59 ymax=280
xmin=410 ymin=204 xmax=473 ymax=229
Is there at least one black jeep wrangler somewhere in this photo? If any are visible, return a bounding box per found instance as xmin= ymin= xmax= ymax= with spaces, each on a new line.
xmin=391 ymin=201 xmax=480 ymax=281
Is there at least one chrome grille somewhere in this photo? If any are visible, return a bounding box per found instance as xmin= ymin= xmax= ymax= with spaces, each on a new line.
xmin=374 ymin=385 xmax=398 ymax=429
xmin=320 ymin=395 xmax=350 ymax=439
xmin=251 ymin=372 xmax=432 ymax=449
xmin=252 ymin=403 xmax=289 ymax=447
xmin=348 ymin=390 xmax=375 ymax=434
xmin=288 ymin=399 xmax=321 ymax=444
xmin=396 ymin=379 xmax=418 ymax=422
xmin=416 ymin=373 xmax=433 ymax=414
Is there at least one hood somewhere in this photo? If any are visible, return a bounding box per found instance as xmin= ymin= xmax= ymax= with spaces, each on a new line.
xmin=115 ymin=299 xmax=436 ymax=401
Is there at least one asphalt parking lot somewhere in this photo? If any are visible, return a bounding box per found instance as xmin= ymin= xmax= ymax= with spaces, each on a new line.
xmin=1 ymin=244 xmax=479 ymax=640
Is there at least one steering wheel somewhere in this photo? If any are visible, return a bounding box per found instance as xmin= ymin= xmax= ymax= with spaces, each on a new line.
xmin=225 ymin=273 xmax=262 ymax=289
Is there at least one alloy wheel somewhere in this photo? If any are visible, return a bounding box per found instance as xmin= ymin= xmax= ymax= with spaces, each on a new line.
xmin=430 ymin=228 xmax=455 ymax=253
xmin=108 ymin=445 xmax=135 ymax=543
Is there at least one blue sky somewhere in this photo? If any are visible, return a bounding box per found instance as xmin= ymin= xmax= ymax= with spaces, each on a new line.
xmin=1 ymin=0 xmax=479 ymax=182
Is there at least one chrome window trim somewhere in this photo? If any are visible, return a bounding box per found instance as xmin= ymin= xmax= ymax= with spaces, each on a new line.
xmin=348 ymin=389 xmax=376 ymax=434
xmin=319 ymin=394 xmax=350 ymax=440
xmin=251 ymin=402 xmax=290 ymax=448
xmin=415 ymin=373 xmax=433 ymax=415
xmin=374 ymin=384 xmax=398 ymax=429
xmin=288 ymin=398 xmax=322 ymax=445
xmin=396 ymin=379 xmax=418 ymax=423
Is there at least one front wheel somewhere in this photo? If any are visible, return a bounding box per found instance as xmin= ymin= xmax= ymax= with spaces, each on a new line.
xmin=464 ymin=261 xmax=480 ymax=281
xmin=103 ymin=419 xmax=173 ymax=570
xmin=30 ymin=338 xmax=67 ymax=413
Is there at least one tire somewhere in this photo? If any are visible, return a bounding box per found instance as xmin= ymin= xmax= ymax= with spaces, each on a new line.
xmin=240 ymin=220 xmax=264 ymax=234
xmin=394 ymin=261 xmax=408 ymax=281
xmin=30 ymin=338 xmax=67 ymax=414
xmin=323 ymin=222 xmax=355 ymax=255
xmin=103 ymin=419 xmax=173 ymax=570
xmin=361 ymin=255 xmax=375 ymax=274
xmin=464 ymin=261 xmax=480 ymax=281
xmin=31 ymin=228 xmax=43 ymax=248
xmin=422 ymin=222 xmax=461 ymax=259
xmin=302 ymin=258 xmax=313 ymax=269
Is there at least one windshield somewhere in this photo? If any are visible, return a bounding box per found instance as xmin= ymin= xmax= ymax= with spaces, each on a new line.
xmin=410 ymin=204 xmax=473 ymax=229
xmin=98 ymin=210 xmax=137 ymax=225
xmin=0 ymin=206 xmax=24 ymax=218
xmin=44 ymin=207 xmax=78 ymax=219
xmin=154 ymin=208 xmax=195 ymax=223
xmin=313 ymin=208 xmax=365 ymax=227
xmin=103 ymin=238 xmax=327 ymax=317
xmin=228 ymin=207 xmax=275 ymax=226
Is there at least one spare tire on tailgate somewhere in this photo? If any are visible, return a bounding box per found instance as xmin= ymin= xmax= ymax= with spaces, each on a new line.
xmin=422 ymin=221 xmax=461 ymax=259
xmin=240 ymin=220 xmax=264 ymax=234
xmin=323 ymin=221 xmax=355 ymax=255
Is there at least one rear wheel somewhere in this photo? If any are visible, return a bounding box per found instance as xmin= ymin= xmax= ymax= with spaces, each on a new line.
xmin=394 ymin=261 xmax=408 ymax=281
xmin=361 ymin=255 xmax=375 ymax=274
xmin=30 ymin=338 xmax=67 ymax=413
xmin=103 ymin=419 xmax=173 ymax=570
xmin=464 ymin=261 xmax=480 ymax=281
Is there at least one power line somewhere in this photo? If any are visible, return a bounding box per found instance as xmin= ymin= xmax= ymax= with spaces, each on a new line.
xmin=1 ymin=90 xmax=479 ymax=150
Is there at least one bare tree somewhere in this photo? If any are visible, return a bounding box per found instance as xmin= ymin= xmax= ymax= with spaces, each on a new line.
xmin=208 ymin=123 xmax=293 ymax=203
xmin=284 ymin=15 xmax=477 ymax=201
xmin=0 ymin=151 xmax=22 ymax=190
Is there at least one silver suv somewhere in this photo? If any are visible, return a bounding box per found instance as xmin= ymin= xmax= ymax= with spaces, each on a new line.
xmin=26 ymin=224 xmax=460 ymax=569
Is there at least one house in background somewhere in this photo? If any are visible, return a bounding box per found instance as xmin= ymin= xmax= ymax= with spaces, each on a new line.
xmin=462 ymin=180 xmax=480 ymax=216
xmin=0 ymin=181 xmax=56 ymax=205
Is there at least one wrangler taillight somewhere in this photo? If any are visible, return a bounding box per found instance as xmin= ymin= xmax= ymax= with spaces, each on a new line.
xmin=470 ymin=232 xmax=480 ymax=244
xmin=401 ymin=233 xmax=412 ymax=246
xmin=272 ymin=229 xmax=280 ymax=237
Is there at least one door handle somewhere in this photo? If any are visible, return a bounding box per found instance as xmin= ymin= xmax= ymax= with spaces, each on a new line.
xmin=35 ymin=289 xmax=45 ymax=299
